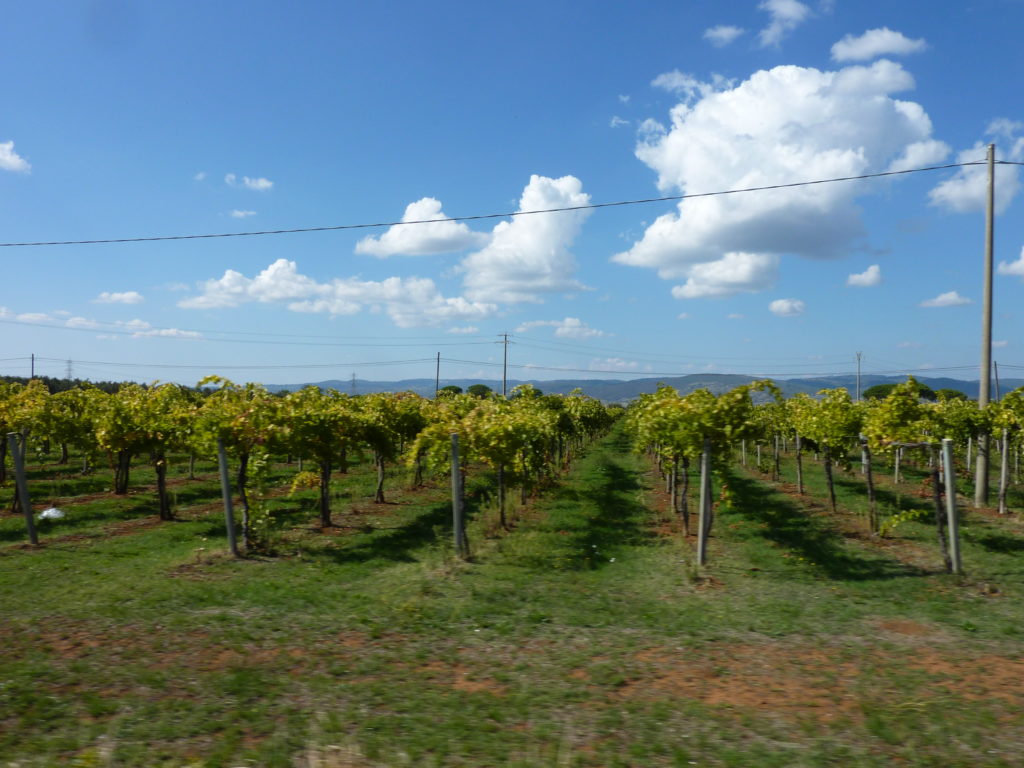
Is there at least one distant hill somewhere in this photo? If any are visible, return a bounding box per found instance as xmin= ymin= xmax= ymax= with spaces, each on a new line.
xmin=265 ymin=373 xmax=1020 ymax=403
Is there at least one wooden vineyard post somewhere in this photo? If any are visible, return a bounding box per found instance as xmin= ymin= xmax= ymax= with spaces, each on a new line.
xmin=216 ymin=439 xmax=240 ymax=557
xmin=942 ymin=439 xmax=962 ymax=574
xmin=450 ymin=433 xmax=468 ymax=559
xmin=697 ymin=438 xmax=712 ymax=566
xmin=7 ymin=432 xmax=37 ymax=546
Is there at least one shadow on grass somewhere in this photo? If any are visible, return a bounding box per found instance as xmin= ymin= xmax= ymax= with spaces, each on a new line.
xmin=509 ymin=432 xmax=658 ymax=571
xmin=724 ymin=472 xmax=926 ymax=581
xmin=832 ymin=474 xmax=935 ymax=523
xmin=308 ymin=498 xmax=456 ymax=565
xmin=967 ymin=531 xmax=1024 ymax=554
xmin=0 ymin=499 xmax=155 ymax=544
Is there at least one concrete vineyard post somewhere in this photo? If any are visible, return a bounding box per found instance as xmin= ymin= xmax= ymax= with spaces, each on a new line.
xmin=697 ymin=438 xmax=711 ymax=566
xmin=942 ymin=439 xmax=962 ymax=574
xmin=451 ymin=433 xmax=467 ymax=559
xmin=795 ymin=433 xmax=804 ymax=494
xmin=999 ymin=429 xmax=1010 ymax=515
xmin=216 ymin=438 xmax=240 ymax=557
xmin=7 ymin=432 xmax=37 ymax=546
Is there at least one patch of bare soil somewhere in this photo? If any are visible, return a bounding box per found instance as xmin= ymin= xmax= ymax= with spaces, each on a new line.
xmin=903 ymin=649 xmax=1024 ymax=707
xmin=873 ymin=618 xmax=934 ymax=637
xmin=609 ymin=639 xmax=1024 ymax=722
xmin=417 ymin=660 xmax=508 ymax=697
xmin=642 ymin=465 xmax=691 ymax=539
xmin=741 ymin=466 xmax=945 ymax=571
xmin=620 ymin=644 xmax=861 ymax=722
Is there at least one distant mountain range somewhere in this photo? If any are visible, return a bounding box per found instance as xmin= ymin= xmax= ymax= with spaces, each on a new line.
xmin=266 ymin=373 xmax=1022 ymax=403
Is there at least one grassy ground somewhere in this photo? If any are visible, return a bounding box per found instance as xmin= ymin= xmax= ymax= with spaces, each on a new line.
xmin=2 ymin=430 xmax=1024 ymax=766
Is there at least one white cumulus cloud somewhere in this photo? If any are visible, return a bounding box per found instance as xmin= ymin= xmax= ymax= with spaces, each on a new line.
xmin=64 ymin=316 xmax=196 ymax=339
xmin=831 ymin=28 xmax=927 ymax=62
xmin=920 ymin=291 xmax=971 ymax=307
xmin=355 ymin=197 xmax=488 ymax=257
xmin=615 ymin=59 xmax=946 ymax=299
xmin=847 ymin=264 xmax=881 ymax=287
xmin=929 ymin=129 xmax=1023 ymax=214
xmin=94 ymin=291 xmax=145 ymax=304
xmin=515 ymin=317 xmax=605 ymax=339
xmin=460 ymin=175 xmax=591 ymax=304
xmin=671 ymin=253 xmax=778 ymax=299
xmin=225 ymin=173 xmax=274 ymax=191
xmin=16 ymin=312 xmax=50 ymax=323
xmin=704 ymin=25 xmax=745 ymax=47
xmin=769 ymin=298 xmax=806 ymax=317
xmin=651 ymin=70 xmax=732 ymax=100
xmin=758 ymin=0 xmax=811 ymax=47
xmin=998 ymin=246 xmax=1024 ymax=277
xmin=0 ymin=140 xmax=30 ymax=173
xmin=179 ymin=258 xmax=495 ymax=329
xmin=132 ymin=328 xmax=202 ymax=339
xmin=590 ymin=357 xmax=639 ymax=372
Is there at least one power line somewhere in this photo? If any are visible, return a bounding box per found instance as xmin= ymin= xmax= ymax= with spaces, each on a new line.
xmin=439 ymin=356 xmax=980 ymax=378
xmin=0 ymin=160 xmax=990 ymax=249
xmin=0 ymin=317 xmax=496 ymax=348
xmin=2 ymin=350 xmax=997 ymax=380
xmin=514 ymin=335 xmax=855 ymax=365
xmin=3 ymin=353 xmax=988 ymax=378
xmin=28 ymin=356 xmax=435 ymax=371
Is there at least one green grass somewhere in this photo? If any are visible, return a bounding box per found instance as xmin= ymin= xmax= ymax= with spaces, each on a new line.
xmin=2 ymin=430 xmax=1024 ymax=766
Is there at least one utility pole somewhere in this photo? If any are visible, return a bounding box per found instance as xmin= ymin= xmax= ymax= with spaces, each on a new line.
xmin=855 ymin=351 xmax=862 ymax=402
xmin=435 ymin=352 xmax=440 ymax=398
xmin=994 ymin=361 xmax=1001 ymax=402
xmin=30 ymin=353 xmax=35 ymax=379
xmin=975 ymin=143 xmax=996 ymax=508
xmin=499 ymin=334 xmax=510 ymax=397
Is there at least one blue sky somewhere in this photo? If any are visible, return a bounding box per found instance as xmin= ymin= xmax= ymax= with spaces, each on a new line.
xmin=2 ymin=0 xmax=1023 ymax=387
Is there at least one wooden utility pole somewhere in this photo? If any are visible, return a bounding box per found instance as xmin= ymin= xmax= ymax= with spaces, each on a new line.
xmin=499 ymin=334 xmax=510 ymax=397
xmin=855 ymin=351 xmax=862 ymax=402
xmin=975 ymin=143 xmax=995 ymax=508
xmin=435 ymin=352 xmax=440 ymax=398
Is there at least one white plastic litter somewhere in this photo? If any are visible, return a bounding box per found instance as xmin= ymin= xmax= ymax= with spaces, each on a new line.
xmin=38 ymin=507 xmax=65 ymax=521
